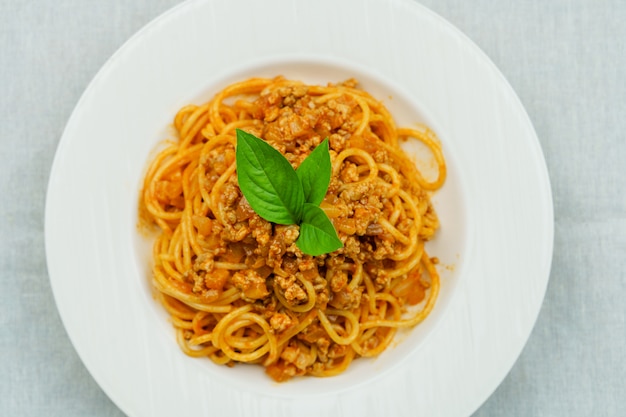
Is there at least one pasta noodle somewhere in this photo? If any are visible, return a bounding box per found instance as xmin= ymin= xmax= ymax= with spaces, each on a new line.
xmin=140 ymin=76 xmax=446 ymax=381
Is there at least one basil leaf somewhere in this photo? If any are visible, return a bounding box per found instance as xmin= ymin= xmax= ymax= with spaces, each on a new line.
xmin=296 ymin=203 xmax=343 ymax=256
xmin=296 ymin=138 xmax=331 ymax=206
xmin=235 ymin=130 xmax=342 ymax=256
xmin=235 ymin=129 xmax=304 ymax=224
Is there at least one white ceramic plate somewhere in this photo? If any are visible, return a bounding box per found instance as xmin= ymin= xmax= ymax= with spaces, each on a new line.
xmin=45 ymin=0 xmax=553 ymax=416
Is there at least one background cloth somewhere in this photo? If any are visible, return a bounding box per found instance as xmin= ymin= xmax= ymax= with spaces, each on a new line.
xmin=1 ymin=0 xmax=624 ymax=415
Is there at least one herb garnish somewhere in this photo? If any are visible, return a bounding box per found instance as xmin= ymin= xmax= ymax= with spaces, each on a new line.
xmin=235 ymin=129 xmax=343 ymax=256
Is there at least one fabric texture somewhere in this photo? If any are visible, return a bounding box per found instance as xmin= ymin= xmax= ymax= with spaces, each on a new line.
xmin=0 ymin=0 xmax=624 ymax=415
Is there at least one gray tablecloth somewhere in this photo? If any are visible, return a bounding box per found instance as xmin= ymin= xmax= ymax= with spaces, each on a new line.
xmin=1 ymin=0 xmax=624 ymax=415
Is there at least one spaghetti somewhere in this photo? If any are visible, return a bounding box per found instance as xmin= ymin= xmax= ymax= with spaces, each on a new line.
xmin=140 ymin=77 xmax=446 ymax=381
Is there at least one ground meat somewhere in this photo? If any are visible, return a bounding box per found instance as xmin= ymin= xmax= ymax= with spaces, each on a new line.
xmin=231 ymin=270 xmax=270 ymax=301
xmin=274 ymin=274 xmax=307 ymax=304
xmin=269 ymin=313 xmax=293 ymax=333
xmin=340 ymin=162 xmax=360 ymax=183
xmin=249 ymin=215 xmax=272 ymax=247
xmin=343 ymin=236 xmax=361 ymax=258
xmin=328 ymin=269 xmax=348 ymax=292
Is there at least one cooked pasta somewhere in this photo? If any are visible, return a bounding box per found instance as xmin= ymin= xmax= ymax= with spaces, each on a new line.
xmin=140 ymin=76 xmax=446 ymax=381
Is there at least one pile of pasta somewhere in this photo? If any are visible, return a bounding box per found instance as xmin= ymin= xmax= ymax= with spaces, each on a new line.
xmin=140 ymin=77 xmax=446 ymax=381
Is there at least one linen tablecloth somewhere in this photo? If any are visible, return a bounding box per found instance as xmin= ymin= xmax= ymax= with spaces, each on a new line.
xmin=1 ymin=0 xmax=624 ymax=415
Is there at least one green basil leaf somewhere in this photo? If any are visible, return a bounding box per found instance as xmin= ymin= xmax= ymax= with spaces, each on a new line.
xmin=296 ymin=138 xmax=331 ymax=206
xmin=296 ymin=203 xmax=343 ymax=256
xmin=235 ymin=129 xmax=304 ymax=224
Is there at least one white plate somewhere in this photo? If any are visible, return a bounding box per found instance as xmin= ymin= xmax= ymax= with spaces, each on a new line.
xmin=45 ymin=0 xmax=553 ymax=416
